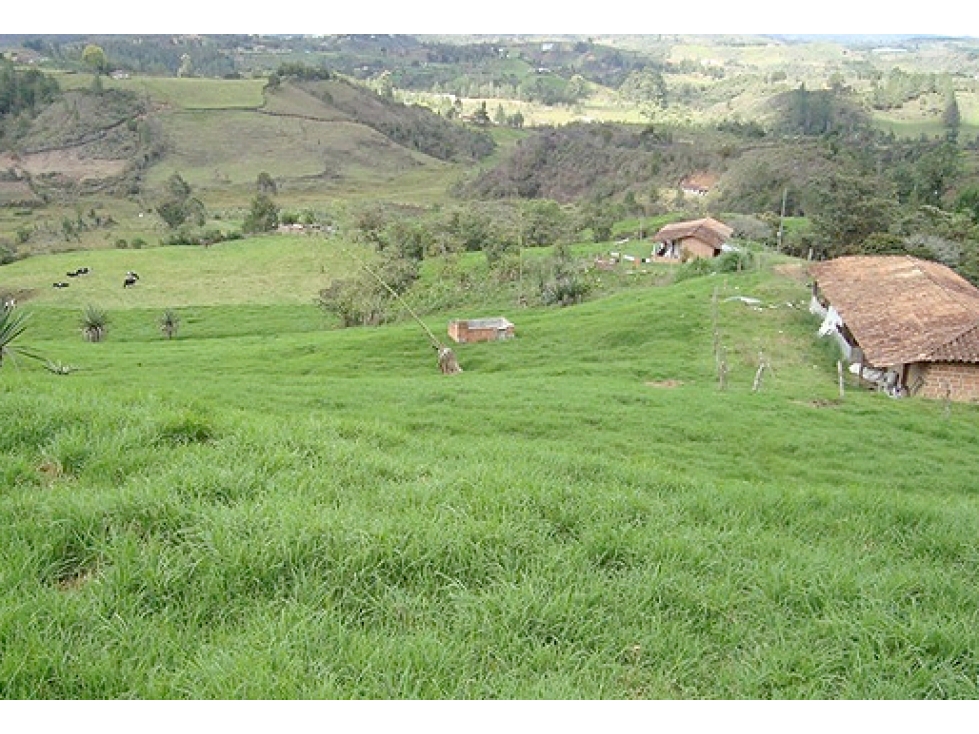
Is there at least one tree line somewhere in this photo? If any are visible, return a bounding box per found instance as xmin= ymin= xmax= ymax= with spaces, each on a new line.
xmin=0 ymin=56 xmax=61 ymax=146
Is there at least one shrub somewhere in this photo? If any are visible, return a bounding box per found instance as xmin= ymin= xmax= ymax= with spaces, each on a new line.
xmin=80 ymin=306 xmax=108 ymax=343
xmin=1 ymin=303 xmax=40 ymax=368
xmin=673 ymin=256 xmax=715 ymax=283
xmin=714 ymin=248 xmax=754 ymax=273
xmin=0 ymin=244 xmax=16 ymax=265
xmin=159 ymin=309 xmax=180 ymax=340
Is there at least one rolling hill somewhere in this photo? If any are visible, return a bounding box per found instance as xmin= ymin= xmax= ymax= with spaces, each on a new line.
xmin=3 ymin=236 xmax=979 ymax=698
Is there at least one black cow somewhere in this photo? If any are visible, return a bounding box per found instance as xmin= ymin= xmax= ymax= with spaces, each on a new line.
xmin=123 ymin=271 xmax=139 ymax=288
xmin=53 ymin=282 xmax=69 ymax=288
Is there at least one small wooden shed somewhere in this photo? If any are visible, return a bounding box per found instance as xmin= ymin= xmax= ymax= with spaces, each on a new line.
xmin=448 ymin=317 xmax=515 ymax=344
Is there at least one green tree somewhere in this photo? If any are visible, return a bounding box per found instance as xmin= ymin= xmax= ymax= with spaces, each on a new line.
xmin=567 ymin=74 xmax=589 ymax=100
xmin=522 ymin=200 xmax=571 ymax=247
xmin=81 ymin=44 xmax=107 ymax=75
xmin=620 ymin=68 xmax=668 ymax=109
xmin=955 ymin=185 xmax=979 ymax=224
xmin=256 ymin=171 xmax=277 ymax=195
xmin=156 ymin=173 xmax=205 ymax=230
xmin=316 ymin=252 xmax=419 ymax=328
xmin=178 ymin=53 xmax=194 ymax=78
xmin=472 ymin=100 xmax=490 ymax=126
xmin=243 ymin=194 xmax=279 ymax=233
xmin=580 ymin=201 xmax=622 ymax=243
xmin=942 ymin=91 xmax=961 ymax=131
xmin=806 ymin=172 xmax=899 ymax=256
xmin=375 ymin=71 xmax=394 ymax=99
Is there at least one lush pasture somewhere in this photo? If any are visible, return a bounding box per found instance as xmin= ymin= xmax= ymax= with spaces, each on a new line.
xmin=3 ymin=239 xmax=979 ymax=698
xmin=0 ymin=235 xmax=359 ymax=308
xmin=111 ymin=76 xmax=267 ymax=110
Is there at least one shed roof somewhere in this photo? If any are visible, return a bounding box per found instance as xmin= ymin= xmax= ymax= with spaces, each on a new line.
xmin=652 ymin=217 xmax=733 ymax=248
xmin=809 ymin=255 xmax=979 ymax=367
xmin=453 ymin=317 xmax=513 ymax=329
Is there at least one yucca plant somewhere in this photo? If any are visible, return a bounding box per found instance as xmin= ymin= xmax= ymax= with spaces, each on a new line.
xmin=159 ymin=308 xmax=180 ymax=339
xmin=80 ymin=305 xmax=108 ymax=343
xmin=0 ymin=304 xmax=40 ymax=367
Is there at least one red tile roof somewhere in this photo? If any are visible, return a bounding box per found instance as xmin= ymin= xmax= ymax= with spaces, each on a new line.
xmin=652 ymin=217 xmax=733 ymax=249
xmin=809 ymin=255 xmax=979 ymax=367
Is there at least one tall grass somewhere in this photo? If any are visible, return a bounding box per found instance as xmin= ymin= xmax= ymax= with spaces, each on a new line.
xmin=3 ymin=256 xmax=979 ymax=698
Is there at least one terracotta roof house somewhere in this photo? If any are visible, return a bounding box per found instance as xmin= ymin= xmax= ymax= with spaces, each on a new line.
xmin=809 ymin=255 xmax=979 ymax=401
xmin=651 ymin=217 xmax=734 ymax=260
xmin=679 ymin=172 xmax=719 ymax=197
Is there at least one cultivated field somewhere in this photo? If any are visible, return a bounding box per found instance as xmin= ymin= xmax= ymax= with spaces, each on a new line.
xmin=3 ymin=236 xmax=979 ymax=698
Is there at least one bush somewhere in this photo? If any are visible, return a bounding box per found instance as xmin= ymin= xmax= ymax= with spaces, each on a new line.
xmin=80 ymin=306 xmax=108 ymax=343
xmin=714 ymin=248 xmax=754 ymax=273
xmin=0 ymin=244 xmax=16 ymax=265
xmin=673 ymin=256 xmax=715 ymax=283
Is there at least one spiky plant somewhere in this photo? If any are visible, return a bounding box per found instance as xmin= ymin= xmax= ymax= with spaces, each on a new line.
xmin=80 ymin=305 xmax=108 ymax=343
xmin=0 ymin=304 xmax=40 ymax=368
xmin=159 ymin=308 xmax=180 ymax=340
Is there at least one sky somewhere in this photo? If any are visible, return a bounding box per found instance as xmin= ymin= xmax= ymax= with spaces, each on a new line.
xmin=4 ymin=1 xmax=977 ymax=38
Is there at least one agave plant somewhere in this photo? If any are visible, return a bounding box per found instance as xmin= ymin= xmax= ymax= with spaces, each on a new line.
xmin=159 ymin=308 xmax=180 ymax=340
xmin=81 ymin=305 xmax=108 ymax=343
xmin=0 ymin=303 xmax=40 ymax=367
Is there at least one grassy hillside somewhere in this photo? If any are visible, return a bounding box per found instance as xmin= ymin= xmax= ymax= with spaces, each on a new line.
xmin=3 ymin=238 xmax=979 ymax=698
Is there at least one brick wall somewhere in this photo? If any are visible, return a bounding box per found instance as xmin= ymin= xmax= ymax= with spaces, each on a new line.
xmin=683 ymin=237 xmax=717 ymax=258
xmin=913 ymin=362 xmax=979 ymax=403
xmin=682 ymin=237 xmax=720 ymax=260
xmin=448 ymin=320 xmax=515 ymax=344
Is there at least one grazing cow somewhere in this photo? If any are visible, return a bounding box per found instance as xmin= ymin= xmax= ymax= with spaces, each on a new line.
xmin=78 ymin=267 xmax=89 ymax=275
xmin=123 ymin=271 xmax=139 ymax=288
xmin=67 ymin=270 xmax=79 ymax=277
xmin=53 ymin=282 xmax=69 ymax=288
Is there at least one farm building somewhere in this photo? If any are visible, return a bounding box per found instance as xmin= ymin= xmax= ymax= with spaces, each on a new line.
xmin=679 ymin=172 xmax=719 ymax=197
xmin=809 ymin=255 xmax=979 ymax=402
xmin=448 ymin=317 xmax=515 ymax=344
xmin=651 ymin=217 xmax=733 ymax=260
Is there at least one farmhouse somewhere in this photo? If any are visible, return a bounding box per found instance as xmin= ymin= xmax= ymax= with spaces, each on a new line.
xmin=448 ymin=317 xmax=515 ymax=344
xmin=679 ymin=172 xmax=719 ymax=197
xmin=809 ymin=255 xmax=979 ymax=402
xmin=651 ymin=217 xmax=733 ymax=260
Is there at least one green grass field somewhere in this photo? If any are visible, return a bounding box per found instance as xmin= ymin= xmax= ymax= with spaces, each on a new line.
xmin=51 ymin=72 xmax=266 ymax=109
xmin=3 ymin=235 xmax=979 ymax=698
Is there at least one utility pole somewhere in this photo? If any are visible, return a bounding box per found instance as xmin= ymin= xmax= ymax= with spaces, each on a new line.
xmin=776 ymin=187 xmax=788 ymax=253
